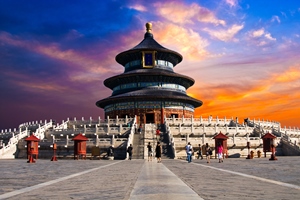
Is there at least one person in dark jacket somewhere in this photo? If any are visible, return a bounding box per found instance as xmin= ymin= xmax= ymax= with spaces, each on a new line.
xmin=155 ymin=142 xmax=162 ymax=163
xmin=127 ymin=144 xmax=133 ymax=160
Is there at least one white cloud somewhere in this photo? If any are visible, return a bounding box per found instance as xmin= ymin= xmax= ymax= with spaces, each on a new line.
xmin=249 ymin=29 xmax=275 ymax=41
xmin=252 ymin=28 xmax=265 ymax=37
xmin=280 ymin=11 xmax=287 ymax=18
xmin=204 ymin=24 xmax=244 ymax=42
xmin=271 ymin=15 xmax=281 ymax=23
xmin=247 ymin=28 xmax=277 ymax=47
xmin=265 ymin=33 xmax=276 ymax=41
xmin=128 ymin=4 xmax=147 ymax=12
xmin=225 ymin=0 xmax=238 ymax=7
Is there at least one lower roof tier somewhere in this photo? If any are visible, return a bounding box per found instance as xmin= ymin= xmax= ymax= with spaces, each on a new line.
xmin=96 ymin=89 xmax=203 ymax=109
xmin=104 ymin=68 xmax=195 ymax=89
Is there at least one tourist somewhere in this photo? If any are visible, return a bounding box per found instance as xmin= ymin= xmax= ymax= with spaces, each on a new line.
xmin=138 ymin=124 xmax=142 ymax=134
xmin=156 ymin=129 xmax=160 ymax=141
xmin=197 ymin=144 xmax=203 ymax=159
xmin=186 ymin=142 xmax=193 ymax=163
xmin=217 ymin=142 xmax=224 ymax=163
xmin=205 ymin=143 xmax=212 ymax=163
xmin=107 ymin=145 xmax=114 ymax=157
xmin=147 ymin=142 xmax=153 ymax=161
xmin=127 ymin=144 xmax=133 ymax=160
xmin=155 ymin=142 xmax=162 ymax=163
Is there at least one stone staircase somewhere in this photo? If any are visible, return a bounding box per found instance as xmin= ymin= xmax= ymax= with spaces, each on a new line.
xmin=280 ymin=136 xmax=300 ymax=156
xmin=160 ymin=127 xmax=175 ymax=159
xmin=132 ymin=132 xmax=144 ymax=159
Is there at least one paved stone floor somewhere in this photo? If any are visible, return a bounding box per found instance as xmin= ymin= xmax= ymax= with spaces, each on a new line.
xmin=0 ymin=156 xmax=299 ymax=199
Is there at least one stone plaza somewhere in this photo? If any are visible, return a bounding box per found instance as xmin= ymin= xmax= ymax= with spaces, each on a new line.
xmin=0 ymin=156 xmax=299 ymax=200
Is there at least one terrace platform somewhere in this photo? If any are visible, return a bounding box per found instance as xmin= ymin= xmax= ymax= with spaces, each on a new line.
xmin=0 ymin=157 xmax=299 ymax=199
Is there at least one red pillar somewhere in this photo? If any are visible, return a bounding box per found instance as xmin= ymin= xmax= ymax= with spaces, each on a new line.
xmin=161 ymin=108 xmax=164 ymax=124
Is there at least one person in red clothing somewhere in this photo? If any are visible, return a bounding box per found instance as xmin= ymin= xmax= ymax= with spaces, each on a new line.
xmin=217 ymin=142 xmax=224 ymax=163
xmin=156 ymin=129 xmax=160 ymax=141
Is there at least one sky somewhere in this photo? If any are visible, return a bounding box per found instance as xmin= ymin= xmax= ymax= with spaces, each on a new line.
xmin=0 ymin=0 xmax=300 ymax=130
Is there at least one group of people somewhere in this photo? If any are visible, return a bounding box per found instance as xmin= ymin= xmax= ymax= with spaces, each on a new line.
xmin=127 ymin=142 xmax=162 ymax=163
xmin=186 ymin=142 xmax=224 ymax=163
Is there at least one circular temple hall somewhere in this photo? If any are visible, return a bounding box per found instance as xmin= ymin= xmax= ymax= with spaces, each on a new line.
xmin=96 ymin=23 xmax=203 ymax=125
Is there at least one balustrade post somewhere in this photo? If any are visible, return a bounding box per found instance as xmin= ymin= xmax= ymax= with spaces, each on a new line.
xmin=233 ymin=133 xmax=235 ymax=144
xmin=112 ymin=134 xmax=115 ymax=146
xmin=66 ymin=135 xmax=69 ymax=146
xmin=192 ymin=123 xmax=194 ymax=133
xmin=96 ymin=134 xmax=99 ymax=146
xmin=107 ymin=123 xmax=110 ymax=134
xmin=186 ymin=131 xmax=189 ymax=144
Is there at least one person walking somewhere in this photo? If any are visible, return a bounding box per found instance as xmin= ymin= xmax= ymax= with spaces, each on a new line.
xmin=197 ymin=144 xmax=203 ymax=159
xmin=205 ymin=143 xmax=212 ymax=163
xmin=138 ymin=124 xmax=142 ymax=134
xmin=155 ymin=142 xmax=162 ymax=163
xmin=127 ymin=144 xmax=133 ymax=160
xmin=156 ymin=129 xmax=160 ymax=141
xmin=147 ymin=142 xmax=153 ymax=161
xmin=217 ymin=142 xmax=224 ymax=163
xmin=186 ymin=142 xmax=193 ymax=163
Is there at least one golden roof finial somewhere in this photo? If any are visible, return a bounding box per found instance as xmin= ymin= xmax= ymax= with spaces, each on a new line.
xmin=146 ymin=22 xmax=152 ymax=33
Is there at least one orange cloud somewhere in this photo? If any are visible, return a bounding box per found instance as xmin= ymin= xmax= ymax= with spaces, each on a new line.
xmin=189 ymin=65 xmax=300 ymax=127
xmin=273 ymin=67 xmax=300 ymax=83
xmin=154 ymin=1 xmax=226 ymax=26
xmin=152 ymin=21 xmax=210 ymax=61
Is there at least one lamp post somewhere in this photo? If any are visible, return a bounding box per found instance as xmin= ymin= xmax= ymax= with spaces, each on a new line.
xmin=51 ymin=143 xmax=58 ymax=161
xmin=246 ymin=141 xmax=251 ymax=159
xmin=269 ymin=140 xmax=278 ymax=161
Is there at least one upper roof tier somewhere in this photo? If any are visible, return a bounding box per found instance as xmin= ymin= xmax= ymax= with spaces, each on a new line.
xmin=115 ymin=23 xmax=183 ymax=67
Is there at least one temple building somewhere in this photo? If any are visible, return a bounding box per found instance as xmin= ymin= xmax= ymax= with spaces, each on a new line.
xmin=96 ymin=23 xmax=202 ymax=124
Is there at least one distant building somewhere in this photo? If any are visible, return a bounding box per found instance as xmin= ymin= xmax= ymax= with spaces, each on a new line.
xmin=96 ymin=23 xmax=202 ymax=124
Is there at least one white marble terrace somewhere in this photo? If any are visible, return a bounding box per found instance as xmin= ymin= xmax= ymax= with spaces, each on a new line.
xmin=165 ymin=116 xmax=300 ymax=158
xmin=0 ymin=115 xmax=299 ymax=159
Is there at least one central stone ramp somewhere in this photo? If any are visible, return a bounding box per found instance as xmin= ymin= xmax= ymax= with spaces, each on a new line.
xmin=129 ymin=161 xmax=203 ymax=200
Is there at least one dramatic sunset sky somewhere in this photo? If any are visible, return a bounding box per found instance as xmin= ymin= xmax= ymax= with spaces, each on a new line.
xmin=1 ymin=0 xmax=299 ymax=130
